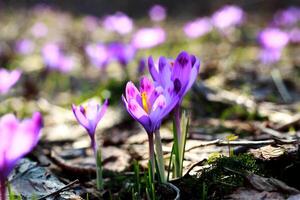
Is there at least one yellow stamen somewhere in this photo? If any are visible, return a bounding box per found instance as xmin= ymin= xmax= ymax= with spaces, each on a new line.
xmin=141 ymin=92 xmax=149 ymax=113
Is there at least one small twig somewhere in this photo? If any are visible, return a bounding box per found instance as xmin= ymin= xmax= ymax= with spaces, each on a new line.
xmin=38 ymin=179 xmax=79 ymax=200
xmin=186 ymin=139 xmax=298 ymax=152
xmin=183 ymin=159 xmax=208 ymax=177
xmin=50 ymin=151 xmax=96 ymax=174
xmin=165 ymin=182 xmax=180 ymax=200
xmin=256 ymin=124 xmax=291 ymax=139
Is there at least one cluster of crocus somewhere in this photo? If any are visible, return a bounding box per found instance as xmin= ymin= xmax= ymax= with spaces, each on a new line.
xmin=148 ymin=51 xmax=200 ymax=177
xmin=183 ymin=5 xmax=244 ymax=39
xmin=85 ymin=42 xmax=136 ymax=69
xmin=123 ymin=51 xmax=200 ymax=181
xmin=0 ymin=69 xmax=22 ymax=95
xmin=271 ymin=6 xmax=300 ymax=44
xmin=72 ymin=99 xmax=108 ymax=189
xmin=0 ymin=112 xmax=43 ymax=199
xmin=42 ymin=43 xmax=75 ymax=73
xmin=131 ymin=27 xmax=166 ymax=49
xmin=148 ymin=4 xmax=167 ymax=22
xmin=102 ymin=12 xmax=133 ymax=35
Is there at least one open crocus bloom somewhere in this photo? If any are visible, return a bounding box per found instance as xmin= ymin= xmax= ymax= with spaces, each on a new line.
xmin=0 ymin=69 xmax=22 ymax=94
xmin=0 ymin=112 xmax=42 ymax=181
xmin=148 ymin=51 xmax=200 ymax=102
xmin=72 ymin=100 xmax=108 ymax=146
xmin=122 ymin=76 xmax=180 ymax=134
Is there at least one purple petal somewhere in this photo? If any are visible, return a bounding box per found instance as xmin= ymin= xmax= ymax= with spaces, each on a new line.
xmin=72 ymin=104 xmax=89 ymax=130
xmin=95 ymin=99 xmax=109 ymax=125
xmin=148 ymin=56 xmax=160 ymax=82
xmin=126 ymin=81 xmax=142 ymax=105
xmin=140 ymin=76 xmax=154 ymax=97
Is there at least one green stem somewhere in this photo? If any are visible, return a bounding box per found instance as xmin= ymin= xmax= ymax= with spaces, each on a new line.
xmin=174 ymin=105 xmax=182 ymax=143
xmin=93 ymin=141 xmax=103 ymax=190
xmin=154 ymin=129 xmax=166 ymax=183
xmin=148 ymin=133 xmax=155 ymax=182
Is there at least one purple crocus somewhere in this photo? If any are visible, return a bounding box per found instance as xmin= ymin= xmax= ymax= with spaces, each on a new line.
xmin=273 ymin=6 xmax=300 ymax=27
xmin=148 ymin=51 xmax=200 ymax=102
xmin=131 ymin=27 xmax=166 ymax=49
xmin=148 ymin=4 xmax=167 ymax=22
xmin=85 ymin=43 xmax=109 ymax=69
xmin=122 ymin=76 xmax=180 ymax=134
xmin=0 ymin=112 xmax=43 ymax=198
xmin=102 ymin=12 xmax=133 ymax=35
xmin=258 ymin=28 xmax=289 ymax=64
xmin=42 ymin=43 xmax=74 ymax=73
xmin=0 ymin=69 xmax=22 ymax=95
xmin=107 ymin=42 xmax=136 ymax=67
xmin=148 ymin=51 xmax=200 ymax=178
xmin=72 ymin=99 xmax=108 ymax=151
xmin=211 ymin=5 xmax=244 ymax=30
xmin=15 ymin=39 xmax=35 ymax=55
xmin=122 ymin=76 xmax=181 ymax=181
xmin=183 ymin=17 xmax=212 ymax=39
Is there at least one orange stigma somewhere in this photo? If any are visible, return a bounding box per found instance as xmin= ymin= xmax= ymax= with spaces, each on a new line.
xmin=141 ymin=92 xmax=149 ymax=113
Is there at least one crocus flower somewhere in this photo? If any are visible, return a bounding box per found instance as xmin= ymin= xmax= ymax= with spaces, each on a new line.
xmin=123 ymin=76 xmax=181 ymax=182
xmin=273 ymin=6 xmax=300 ymax=27
xmin=85 ymin=43 xmax=109 ymax=69
xmin=15 ymin=39 xmax=35 ymax=55
xmin=42 ymin=43 xmax=74 ymax=73
xmin=107 ymin=42 xmax=136 ymax=67
xmin=102 ymin=12 xmax=133 ymax=35
xmin=148 ymin=51 xmax=200 ymax=102
xmin=72 ymin=100 xmax=108 ymax=190
xmin=0 ymin=112 xmax=43 ymax=198
xmin=0 ymin=69 xmax=22 ymax=95
xmin=183 ymin=17 xmax=212 ymax=39
xmin=148 ymin=4 xmax=167 ymax=22
xmin=211 ymin=5 xmax=244 ymax=30
xmin=72 ymin=99 xmax=108 ymax=151
xmin=148 ymin=51 xmax=200 ymax=178
xmin=131 ymin=27 xmax=166 ymax=49
xmin=258 ymin=28 xmax=289 ymax=64
xmin=123 ymin=76 xmax=181 ymax=134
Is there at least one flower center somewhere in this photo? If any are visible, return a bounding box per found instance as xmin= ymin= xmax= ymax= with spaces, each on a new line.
xmin=141 ymin=92 xmax=149 ymax=114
